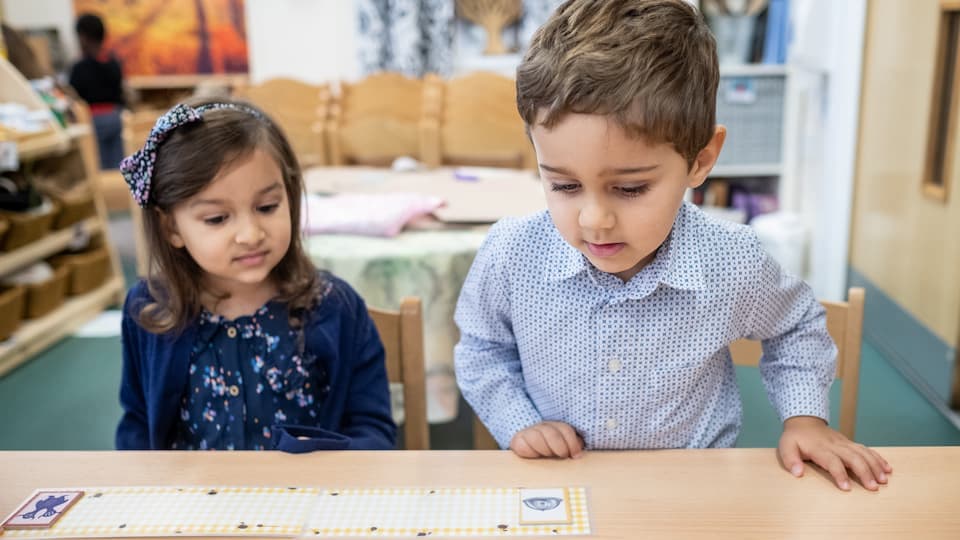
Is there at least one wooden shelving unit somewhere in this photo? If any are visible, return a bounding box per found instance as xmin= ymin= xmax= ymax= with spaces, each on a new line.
xmin=0 ymin=56 xmax=125 ymax=377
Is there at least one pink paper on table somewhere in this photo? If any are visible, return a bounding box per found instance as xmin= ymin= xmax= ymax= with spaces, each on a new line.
xmin=301 ymin=193 xmax=445 ymax=237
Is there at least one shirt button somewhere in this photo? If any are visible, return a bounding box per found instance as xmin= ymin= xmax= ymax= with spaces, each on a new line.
xmin=226 ymin=327 xmax=237 ymax=338
xmin=605 ymin=418 xmax=618 ymax=430
xmin=607 ymin=358 xmax=622 ymax=373
xmin=228 ymin=385 xmax=240 ymax=397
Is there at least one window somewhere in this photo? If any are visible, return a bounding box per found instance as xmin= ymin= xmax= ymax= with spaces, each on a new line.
xmin=923 ymin=1 xmax=960 ymax=202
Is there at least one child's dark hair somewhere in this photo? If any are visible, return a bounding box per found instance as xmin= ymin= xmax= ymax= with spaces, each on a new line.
xmin=516 ymin=0 xmax=719 ymax=167
xmin=75 ymin=13 xmax=106 ymax=44
xmin=137 ymin=97 xmax=320 ymax=333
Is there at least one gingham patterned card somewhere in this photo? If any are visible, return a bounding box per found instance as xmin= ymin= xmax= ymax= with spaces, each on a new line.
xmin=0 ymin=487 xmax=318 ymax=538
xmin=1 ymin=486 xmax=590 ymax=538
xmin=303 ymin=487 xmax=590 ymax=537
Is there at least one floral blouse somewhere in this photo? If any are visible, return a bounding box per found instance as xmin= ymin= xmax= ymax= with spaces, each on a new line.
xmin=171 ymin=301 xmax=330 ymax=450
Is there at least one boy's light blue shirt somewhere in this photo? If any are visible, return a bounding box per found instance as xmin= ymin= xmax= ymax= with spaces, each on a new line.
xmin=454 ymin=202 xmax=836 ymax=449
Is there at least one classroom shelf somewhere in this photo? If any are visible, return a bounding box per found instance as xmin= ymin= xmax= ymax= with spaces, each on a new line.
xmin=0 ymin=55 xmax=126 ymax=378
xmin=0 ymin=276 xmax=124 ymax=377
xmin=0 ymin=218 xmax=102 ymax=277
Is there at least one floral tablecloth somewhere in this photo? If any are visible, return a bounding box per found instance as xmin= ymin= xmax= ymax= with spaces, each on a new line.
xmin=306 ymin=229 xmax=489 ymax=423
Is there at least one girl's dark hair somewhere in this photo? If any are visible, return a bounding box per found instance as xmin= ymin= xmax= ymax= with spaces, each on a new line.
xmin=136 ymin=96 xmax=320 ymax=334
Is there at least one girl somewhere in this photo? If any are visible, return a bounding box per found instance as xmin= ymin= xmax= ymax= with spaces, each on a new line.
xmin=116 ymin=97 xmax=396 ymax=452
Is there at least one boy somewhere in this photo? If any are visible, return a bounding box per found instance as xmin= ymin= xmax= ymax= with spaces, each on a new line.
xmin=454 ymin=0 xmax=891 ymax=491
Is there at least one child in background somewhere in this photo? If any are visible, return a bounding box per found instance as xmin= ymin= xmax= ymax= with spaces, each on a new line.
xmin=69 ymin=13 xmax=125 ymax=169
xmin=454 ymin=0 xmax=891 ymax=490
xmin=117 ymin=97 xmax=396 ymax=452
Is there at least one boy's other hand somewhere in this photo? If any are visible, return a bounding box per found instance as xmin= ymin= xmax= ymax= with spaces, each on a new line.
xmin=778 ymin=416 xmax=893 ymax=491
xmin=510 ymin=421 xmax=584 ymax=459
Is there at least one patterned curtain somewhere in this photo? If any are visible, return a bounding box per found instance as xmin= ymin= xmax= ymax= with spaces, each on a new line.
xmin=356 ymin=0 xmax=567 ymax=77
xmin=356 ymin=0 xmax=456 ymax=77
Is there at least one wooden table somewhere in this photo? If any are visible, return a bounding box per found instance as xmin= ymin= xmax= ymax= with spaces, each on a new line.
xmin=1 ymin=448 xmax=958 ymax=539
xmin=303 ymin=166 xmax=545 ymax=224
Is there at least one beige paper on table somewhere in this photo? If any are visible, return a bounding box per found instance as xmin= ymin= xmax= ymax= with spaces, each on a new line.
xmin=303 ymin=166 xmax=546 ymax=224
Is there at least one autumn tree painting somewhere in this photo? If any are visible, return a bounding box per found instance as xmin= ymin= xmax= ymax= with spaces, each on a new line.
xmin=73 ymin=0 xmax=248 ymax=77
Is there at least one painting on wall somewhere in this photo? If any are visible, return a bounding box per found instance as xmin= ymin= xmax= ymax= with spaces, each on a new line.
xmin=72 ymin=0 xmax=248 ymax=78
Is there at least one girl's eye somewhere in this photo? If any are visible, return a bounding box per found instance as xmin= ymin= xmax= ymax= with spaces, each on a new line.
xmin=550 ymin=183 xmax=580 ymax=193
xmin=203 ymin=215 xmax=227 ymax=225
xmin=258 ymin=203 xmax=280 ymax=214
xmin=618 ymin=185 xmax=650 ymax=197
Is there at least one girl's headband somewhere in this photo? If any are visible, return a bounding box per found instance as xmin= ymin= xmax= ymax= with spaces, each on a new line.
xmin=119 ymin=102 xmax=264 ymax=208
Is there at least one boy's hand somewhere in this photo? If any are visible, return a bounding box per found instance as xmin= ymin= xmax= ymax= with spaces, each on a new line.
xmin=778 ymin=416 xmax=892 ymax=491
xmin=509 ymin=421 xmax=584 ymax=459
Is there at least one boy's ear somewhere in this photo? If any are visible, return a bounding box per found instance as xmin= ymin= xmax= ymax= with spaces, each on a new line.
xmin=158 ymin=210 xmax=185 ymax=248
xmin=687 ymin=125 xmax=726 ymax=188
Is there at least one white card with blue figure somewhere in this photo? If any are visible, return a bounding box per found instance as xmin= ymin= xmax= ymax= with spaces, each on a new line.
xmin=2 ymin=490 xmax=83 ymax=529
xmin=519 ymin=487 xmax=571 ymax=525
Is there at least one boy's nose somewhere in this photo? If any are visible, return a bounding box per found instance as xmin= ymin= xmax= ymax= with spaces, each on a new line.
xmin=578 ymin=201 xmax=615 ymax=230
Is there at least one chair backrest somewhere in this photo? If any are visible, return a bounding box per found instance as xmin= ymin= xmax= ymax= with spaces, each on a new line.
xmin=421 ymin=71 xmax=536 ymax=169
xmin=368 ymin=297 xmax=430 ymax=450
xmin=327 ymin=72 xmax=427 ymax=166
xmin=729 ymin=287 xmax=865 ymax=439
xmin=233 ymin=78 xmax=330 ymax=167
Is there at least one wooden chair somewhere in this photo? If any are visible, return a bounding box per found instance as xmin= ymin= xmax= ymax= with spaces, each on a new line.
xmin=421 ymin=71 xmax=536 ymax=170
xmin=326 ymin=72 xmax=429 ymax=166
xmin=729 ymin=287 xmax=865 ymax=440
xmin=473 ymin=287 xmax=867 ymax=448
xmin=232 ymin=78 xmax=330 ymax=167
xmin=368 ymin=297 xmax=430 ymax=450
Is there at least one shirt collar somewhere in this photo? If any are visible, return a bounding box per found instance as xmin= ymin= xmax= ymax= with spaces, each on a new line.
xmin=541 ymin=202 xmax=706 ymax=293
xmin=656 ymin=202 xmax=706 ymax=292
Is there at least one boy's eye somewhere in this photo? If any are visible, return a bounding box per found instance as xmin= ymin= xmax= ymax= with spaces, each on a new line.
xmin=617 ymin=185 xmax=650 ymax=197
xmin=257 ymin=203 xmax=280 ymax=214
xmin=203 ymin=215 xmax=227 ymax=225
xmin=550 ymin=182 xmax=580 ymax=193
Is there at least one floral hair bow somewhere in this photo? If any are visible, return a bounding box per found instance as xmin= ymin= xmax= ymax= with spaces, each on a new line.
xmin=119 ymin=102 xmax=263 ymax=208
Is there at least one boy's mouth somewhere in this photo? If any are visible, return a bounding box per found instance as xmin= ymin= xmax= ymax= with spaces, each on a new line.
xmin=585 ymin=242 xmax=625 ymax=257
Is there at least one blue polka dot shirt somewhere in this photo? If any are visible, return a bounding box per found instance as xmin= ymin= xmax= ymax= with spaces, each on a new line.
xmin=454 ymin=202 xmax=836 ymax=449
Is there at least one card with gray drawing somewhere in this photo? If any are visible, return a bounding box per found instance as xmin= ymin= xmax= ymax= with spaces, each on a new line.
xmin=518 ymin=487 xmax=571 ymax=525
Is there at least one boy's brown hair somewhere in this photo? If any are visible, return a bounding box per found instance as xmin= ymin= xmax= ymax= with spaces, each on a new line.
xmin=516 ymin=0 xmax=719 ymax=166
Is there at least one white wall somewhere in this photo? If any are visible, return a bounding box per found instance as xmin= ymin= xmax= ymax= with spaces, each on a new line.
xmin=782 ymin=0 xmax=867 ymax=301
xmin=245 ymin=0 xmax=358 ymax=84
xmin=2 ymin=0 xmax=78 ymax=60
xmin=1 ymin=0 xmax=358 ymax=85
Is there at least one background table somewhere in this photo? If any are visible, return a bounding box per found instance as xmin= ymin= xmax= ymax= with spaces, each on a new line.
xmin=306 ymin=229 xmax=488 ymax=423
xmin=303 ymin=166 xmax=545 ymax=423
xmin=1 ymin=448 xmax=957 ymax=539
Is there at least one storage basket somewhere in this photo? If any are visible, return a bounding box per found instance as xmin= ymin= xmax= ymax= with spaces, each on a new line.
xmin=52 ymin=188 xmax=96 ymax=229
xmin=23 ymin=264 xmax=69 ymax=319
xmin=52 ymin=246 xmax=111 ymax=295
xmin=0 ymin=200 xmax=60 ymax=251
xmin=0 ymin=285 xmax=26 ymax=341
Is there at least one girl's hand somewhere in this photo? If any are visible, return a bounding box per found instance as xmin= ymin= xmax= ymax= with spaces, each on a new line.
xmin=778 ymin=416 xmax=893 ymax=491
xmin=509 ymin=421 xmax=584 ymax=459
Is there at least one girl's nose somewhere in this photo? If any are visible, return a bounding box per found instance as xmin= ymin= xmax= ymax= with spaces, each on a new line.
xmin=235 ymin=217 xmax=266 ymax=245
